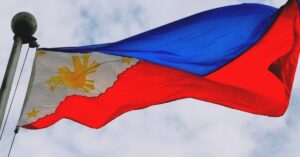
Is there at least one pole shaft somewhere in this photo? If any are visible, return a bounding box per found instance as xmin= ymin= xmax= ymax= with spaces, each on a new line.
xmin=0 ymin=36 xmax=23 ymax=129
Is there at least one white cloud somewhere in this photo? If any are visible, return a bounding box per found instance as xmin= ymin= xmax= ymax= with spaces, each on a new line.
xmin=1 ymin=0 xmax=299 ymax=157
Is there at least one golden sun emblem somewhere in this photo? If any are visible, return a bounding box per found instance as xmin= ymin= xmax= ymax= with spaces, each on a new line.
xmin=47 ymin=54 xmax=100 ymax=92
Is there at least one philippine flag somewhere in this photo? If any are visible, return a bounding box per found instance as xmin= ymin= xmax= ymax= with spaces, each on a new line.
xmin=19 ymin=0 xmax=300 ymax=129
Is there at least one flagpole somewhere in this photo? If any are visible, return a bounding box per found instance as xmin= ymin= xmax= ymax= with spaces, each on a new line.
xmin=0 ymin=12 xmax=37 ymax=131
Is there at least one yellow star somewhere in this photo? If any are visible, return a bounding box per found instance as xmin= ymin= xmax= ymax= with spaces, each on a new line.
xmin=121 ymin=57 xmax=132 ymax=64
xmin=36 ymin=51 xmax=46 ymax=57
xmin=27 ymin=108 xmax=40 ymax=118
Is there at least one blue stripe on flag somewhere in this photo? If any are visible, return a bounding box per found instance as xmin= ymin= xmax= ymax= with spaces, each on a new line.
xmin=42 ymin=3 xmax=279 ymax=76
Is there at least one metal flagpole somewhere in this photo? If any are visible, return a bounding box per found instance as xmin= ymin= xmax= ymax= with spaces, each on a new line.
xmin=0 ymin=12 xmax=37 ymax=131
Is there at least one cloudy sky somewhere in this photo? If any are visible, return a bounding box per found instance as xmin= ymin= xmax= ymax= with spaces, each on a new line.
xmin=1 ymin=0 xmax=300 ymax=157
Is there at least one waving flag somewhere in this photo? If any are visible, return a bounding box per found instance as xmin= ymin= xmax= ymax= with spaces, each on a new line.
xmin=19 ymin=0 xmax=300 ymax=129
